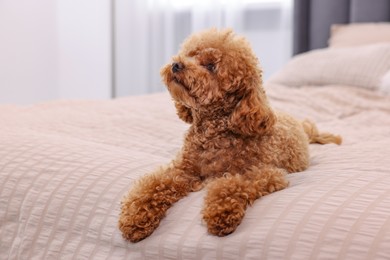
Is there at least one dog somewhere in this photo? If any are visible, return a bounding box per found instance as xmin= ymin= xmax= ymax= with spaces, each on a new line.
xmin=119 ymin=28 xmax=341 ymax=242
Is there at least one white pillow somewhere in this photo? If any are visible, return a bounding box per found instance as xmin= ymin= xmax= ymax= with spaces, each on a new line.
xmin=380 ymin=70 xmax=390 ymax=94
xmin=268 ymin=43 xmax=390 ymax=90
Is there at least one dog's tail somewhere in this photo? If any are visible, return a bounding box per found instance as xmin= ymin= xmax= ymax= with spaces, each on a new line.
xmin=302 ymin=119 xmax=342 ymax=145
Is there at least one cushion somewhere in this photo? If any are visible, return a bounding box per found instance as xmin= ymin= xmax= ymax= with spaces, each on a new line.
xmin=380 ymin=70 xmax=390 ymax=94
xmin=329 ymin=23 xmax=390 ymax=48
xmin=268 ymin=44 xmax=390 ymax=90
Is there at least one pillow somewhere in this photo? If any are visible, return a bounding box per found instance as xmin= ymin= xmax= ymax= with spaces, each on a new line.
xmin=380 ymin=70 xmax=390 ymax=94
xmin=267 ymin=44 xmax=390 ymax=90
xmin=329 ymin=23 xmax=390 ymax=48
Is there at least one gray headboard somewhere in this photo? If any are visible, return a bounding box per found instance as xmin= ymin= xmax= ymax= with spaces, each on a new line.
xmin=293 ymin=0 xmax=390 ymax=55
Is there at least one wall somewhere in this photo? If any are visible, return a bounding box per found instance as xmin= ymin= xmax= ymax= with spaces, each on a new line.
xmin=0 ymin=0 xmax=112 ymax=105
xmin=0 ymin=0 xmax=58 ymax=104
xmin=57 ymin=0 xmax=112 ymax=100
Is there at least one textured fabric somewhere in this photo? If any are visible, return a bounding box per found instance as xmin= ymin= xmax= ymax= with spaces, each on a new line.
xmin=329 ymin=23 xmax=390 ymax=48
xmin=268 ymin=44 xmax=390 ymax=90
xmin=1 ymin=83 xmax=390 ymax=259
xmin=293 ymin=0 xmax=390 ymax=55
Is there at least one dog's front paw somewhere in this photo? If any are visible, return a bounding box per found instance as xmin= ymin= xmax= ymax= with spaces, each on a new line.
xmin=119 ymin=223 xmax=155 ymax=243
xmin=263 ymin=172 xmax=289 ymax=194
xmin=203 ymin=198 xmax=245 ymax=236
xmin=119 ymin=202 xmax=164 ymax=242
xmin=118 ymin=216 xmax=156 ymax=243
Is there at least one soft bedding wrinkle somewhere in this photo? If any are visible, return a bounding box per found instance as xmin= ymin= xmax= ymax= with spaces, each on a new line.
xmin=1 ymin=85 xmax=390 ymax=259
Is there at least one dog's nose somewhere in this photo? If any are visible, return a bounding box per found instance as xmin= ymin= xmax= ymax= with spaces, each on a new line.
xmin=172 ymin=62 xmax=184 ymax=73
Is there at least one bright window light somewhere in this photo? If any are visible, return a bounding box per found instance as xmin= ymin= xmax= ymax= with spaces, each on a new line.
xmin=166 ymin=0 xmax=287 ymax=10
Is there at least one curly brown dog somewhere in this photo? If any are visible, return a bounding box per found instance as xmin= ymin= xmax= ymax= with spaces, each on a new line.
xmin=119 ymin=28 xmax=341 ymax=242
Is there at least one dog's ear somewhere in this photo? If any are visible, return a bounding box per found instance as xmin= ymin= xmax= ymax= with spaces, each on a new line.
xmin=174 ymin=101 xmax=193 ymax=124
xmin=228 ymin=87 xmax=275 ymax=136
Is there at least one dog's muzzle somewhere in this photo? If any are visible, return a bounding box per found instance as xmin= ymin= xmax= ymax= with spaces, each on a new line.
xmin=172 ymin=62 xmax=184 ymax=73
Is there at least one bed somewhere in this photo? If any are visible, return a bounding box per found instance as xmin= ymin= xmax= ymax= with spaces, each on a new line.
xmin=1 ymin=0 xmax=390 ymax=259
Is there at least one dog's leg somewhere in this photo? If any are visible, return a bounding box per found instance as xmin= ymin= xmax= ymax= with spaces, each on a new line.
xmin=119 ymin=164 xmax=201 ymax=242
xmin=203 ymin=165 xmax=289 ymax=236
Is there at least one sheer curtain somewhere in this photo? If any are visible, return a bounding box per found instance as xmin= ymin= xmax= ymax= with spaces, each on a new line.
xmin=114 ymin=0 xmax=293 ymax=97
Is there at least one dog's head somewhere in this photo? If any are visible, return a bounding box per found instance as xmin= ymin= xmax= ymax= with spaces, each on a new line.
xmin=161 ymin=28 xmax=275 ymax=136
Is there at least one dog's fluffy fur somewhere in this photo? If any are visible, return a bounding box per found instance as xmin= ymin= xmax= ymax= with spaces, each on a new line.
xmin=119 ymin=28 xmax=342 ymax=242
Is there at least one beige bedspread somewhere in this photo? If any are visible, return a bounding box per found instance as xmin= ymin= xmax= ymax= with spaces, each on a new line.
xmin=1 ymin=84 xmax=390 ymax=259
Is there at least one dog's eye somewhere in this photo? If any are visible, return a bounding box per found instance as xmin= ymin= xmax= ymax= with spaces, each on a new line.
xmin=204 ymin=63 xmax=215 ymax=72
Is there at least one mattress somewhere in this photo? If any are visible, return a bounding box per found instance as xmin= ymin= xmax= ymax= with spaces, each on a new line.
xmin=1 ymin=81 xmax=390 ymax=259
